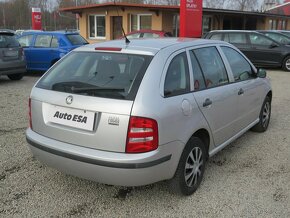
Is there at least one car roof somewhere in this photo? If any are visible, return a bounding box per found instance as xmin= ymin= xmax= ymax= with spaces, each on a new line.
xmin=20 ymin=31 xmax=79 ymax=36
xmin=209 ymin=30 xmax=258 ymax=33
xmin=76 ymin=38 xmax=229 ymax=55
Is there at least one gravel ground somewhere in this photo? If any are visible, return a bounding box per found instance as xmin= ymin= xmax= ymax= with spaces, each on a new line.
xmin=0 ymin=70 xmax=289 ymax=217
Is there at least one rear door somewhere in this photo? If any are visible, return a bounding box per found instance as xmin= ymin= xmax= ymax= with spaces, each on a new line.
xmin=18 ymin=34 xmax=34 ymax=69
xmin=191 ymin=46 xmax=238 ymax=146
xmin=223 ymin=32 xmax=252 ymax=58
xmin=29 ymin=34 xmax=59 ymax=71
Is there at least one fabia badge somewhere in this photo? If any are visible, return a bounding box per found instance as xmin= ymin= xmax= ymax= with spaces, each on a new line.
xmin=66 ymin=95 xmax=73 ymax=105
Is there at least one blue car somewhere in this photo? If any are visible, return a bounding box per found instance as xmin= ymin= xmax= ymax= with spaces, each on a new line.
xmin=17 ymin=31 xmax=88 ymax=71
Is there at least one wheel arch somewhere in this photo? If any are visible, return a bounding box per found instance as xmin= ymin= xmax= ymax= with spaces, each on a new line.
xmin=191 ymin=128 xmax=210 ymax=159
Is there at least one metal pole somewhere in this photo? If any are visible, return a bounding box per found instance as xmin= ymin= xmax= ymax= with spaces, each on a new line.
xmin=75 ymin=0 xmax=79 ymax=30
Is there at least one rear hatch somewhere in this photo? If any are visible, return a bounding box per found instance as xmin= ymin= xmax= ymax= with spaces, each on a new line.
xmin=31 ymin=50 xmax=152 ymax=152
xmin=0 ymin=32 xmax=23 ymax=63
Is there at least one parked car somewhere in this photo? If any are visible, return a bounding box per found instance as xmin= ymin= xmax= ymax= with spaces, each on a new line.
xmin=0 ymin=30 xmax=26 ymax=80
xmin=204 ymin=30 xmax=290 ymax=71
xmin=26 ymin=38 xmax=272 ymax=195
xmin=258 ymin=30 xmax=290 ymax=45
xmin=125 ymin=30 xmax=173 ymax=39
xmin=17 ymin=31 xmax=88 ymax=71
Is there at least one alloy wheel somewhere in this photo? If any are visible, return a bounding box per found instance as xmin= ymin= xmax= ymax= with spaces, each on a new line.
xmin=184 ymin=147 xmax=203 ymax=187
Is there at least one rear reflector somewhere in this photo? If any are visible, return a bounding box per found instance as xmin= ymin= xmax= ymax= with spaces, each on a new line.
xmin=126 ymin=116 xmax=158 ymax=153
xmin=28 ymin=98 xmax=32 ymax=129
xmin=95 ymin=47 xmax=122 ymax=51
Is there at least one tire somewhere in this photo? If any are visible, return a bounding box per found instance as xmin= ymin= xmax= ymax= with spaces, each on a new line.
xmin=282 ymin=56 xmax=290 ymax=72
xmin=169 ymin=137 xmax=206 ymax=196
xmin=7 ymin=73 xmax=24 ymax=81
xmin=251 ymin=96 xmax=271 ymax=132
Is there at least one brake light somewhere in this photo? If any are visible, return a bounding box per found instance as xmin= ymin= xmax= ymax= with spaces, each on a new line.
xmin=126 ymin=116 xmax=158 ymax=153
xmin=19 ymin=47 xmax=24 ymax=56
xmin=95 ymin=47 xmax=122 ymax=51
xmin=28 ymin=98 xmax=32 ymax=129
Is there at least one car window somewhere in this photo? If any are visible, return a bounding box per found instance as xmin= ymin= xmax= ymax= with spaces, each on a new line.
xmin=143 ymin=33 xmax=159 ymax=38
xmin=0 ymin=34 xmax=19 ymax=48
xmin=36 ymin=51 xmax=152 ymax=100
xmin=225 ymin=33 xmax=247 ymax=44
xmin=35 ymin=35 xmax=52 ymax=48
xmin=194 ymin=47 xmax=228 ymax=88
xmin=164 ymin=52 xmax=190 ymax=97
xmin=264 ymin=33 xmax=290 ymax=45
xmin=189 ymin=51 xmax=206 ymax=91
xmin=209 ymin=33 xmax=223 ymax=40
xmin=51 ymin=36 xmax=59 ymax=48
xmin=221 ymin=46 xmax=253 ymax=82
xmin=18 ymin=35 xmax=33 ymax=47
xmin=66 ymin=34 xmax=88 ymax=45
xmin=249 ymin=33 xmax=273 ymax=46
xmin=127 ymin=33 xmax=141 ymax=39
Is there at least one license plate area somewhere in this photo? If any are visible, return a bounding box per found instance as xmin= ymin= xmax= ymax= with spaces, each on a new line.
xmin=43 ymin=103 xmax=96 ymax=131
xmin=4 ymin=50 xmax=18 ymax=57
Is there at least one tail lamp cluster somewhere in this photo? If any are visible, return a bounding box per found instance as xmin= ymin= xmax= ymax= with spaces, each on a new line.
xmin=126 ymin=116 xmax=158 ymax=153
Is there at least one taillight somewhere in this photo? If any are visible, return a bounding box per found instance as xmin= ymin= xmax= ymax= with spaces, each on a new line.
xmin=126 ymin=116 xmax=158 ymax=153
xmin=29 ymin=98 xmax=32 ymax=129
xmin=19 ymin=47 xmax=24 ymax=57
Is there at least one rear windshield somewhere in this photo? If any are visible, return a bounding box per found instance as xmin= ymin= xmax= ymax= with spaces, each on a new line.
xmin=36 ymin=51 xmax=153 ymax=100
xmin=0 ymin=34 xmax=20 ymax=48
xmin=66 ymin=34 xmax=88 ymax=45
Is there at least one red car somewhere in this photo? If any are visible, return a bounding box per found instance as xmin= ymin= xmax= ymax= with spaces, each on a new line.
xmin=125 ymin=30 xmax=173 ymax=39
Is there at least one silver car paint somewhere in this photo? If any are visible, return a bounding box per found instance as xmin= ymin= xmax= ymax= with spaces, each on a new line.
xmin=26 ymin=38 xmax=272 ymax=186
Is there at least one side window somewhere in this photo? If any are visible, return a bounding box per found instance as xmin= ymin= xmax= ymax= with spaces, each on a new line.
xmin=50 ymin=36 xmax=59 ymax=48
xmin=194 ymin=47 xmax=228 ymax=88
xmin=164 ymin=52 xmax=190 ymax=97
xmin=249 ymin=33 xmax=273 ymax=46
xmin=18 ymin=35 xmax=33 ymax=47
xmin=189 ymin=52 xmax=206 ymax=91
xmin=221 ymin=46 xmax=253 ymax=82
xmin=35 ymin=35 xmax=52 ymax=48
xmin=227 ymin=33 xmax=247 ymax=44
xmin=210 ymin=33 xmax=222 ymax=40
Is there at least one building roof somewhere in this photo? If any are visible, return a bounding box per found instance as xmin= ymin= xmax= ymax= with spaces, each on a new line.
xmin=266 ymin=2 xmax=290 ymax=15
xmin=59 ymin=2 xmax=179 ymax=13
xmin=60 ymin=2 xmax=290 ymax=19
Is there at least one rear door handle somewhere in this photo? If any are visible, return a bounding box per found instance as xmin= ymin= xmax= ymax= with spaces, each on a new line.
xmin=203 ymin=98 xmax=212 ymax=107
xmin=238 ymin=88 xmax=244 ymax=95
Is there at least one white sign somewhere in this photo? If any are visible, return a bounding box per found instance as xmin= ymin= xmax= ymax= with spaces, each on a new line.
xmin=44 ymin=104 xmax=95 ymax=131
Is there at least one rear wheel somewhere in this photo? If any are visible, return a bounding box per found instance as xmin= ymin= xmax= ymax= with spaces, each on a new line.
xmin=7 ymin=73 xmax=24 ymax=81
xmin=251 ymin=96 xmax=271 ymax=132
xmin=282 ymin=56 xmax=290 ymax=72
xmin=169 ymin=137 xmax=206 ymax=196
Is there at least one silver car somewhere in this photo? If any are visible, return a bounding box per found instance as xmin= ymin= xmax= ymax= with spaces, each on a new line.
xmin=26 ymin=38 xmax=272 ymax=195
xmin=0 ymin=31 xmax=26 ymax=80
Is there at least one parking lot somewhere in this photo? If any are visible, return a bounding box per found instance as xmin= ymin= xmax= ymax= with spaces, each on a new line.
xmin=0 ymin=70 xmax=289 ymax=217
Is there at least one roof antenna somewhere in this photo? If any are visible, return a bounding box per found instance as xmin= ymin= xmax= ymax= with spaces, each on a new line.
xmin=114 ymin=0 xmax=130 ymax=44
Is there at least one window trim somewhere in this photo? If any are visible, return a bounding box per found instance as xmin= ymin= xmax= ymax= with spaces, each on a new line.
xmin=88 ymin=14 xmax=106 ymax=39
xmin=218 ymin=45 xmax=257 ymax=84
xmin=130 ymin=14 xmax=152 ymax=32
xmin=160 ymin=49 xmax=192 ymax=98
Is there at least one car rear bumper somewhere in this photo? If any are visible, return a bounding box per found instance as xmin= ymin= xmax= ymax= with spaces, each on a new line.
xmin=0 ymin=63 xmax=26 ymax=75
xmin=26 ymin=128 xmax=184 ymax=186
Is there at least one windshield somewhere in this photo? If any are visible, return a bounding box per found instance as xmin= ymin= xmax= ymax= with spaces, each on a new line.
xmin=0 ymin=34 xmax=20 ymax=48
xmin=66 ymin=34 xmax=88 ymax=45
xmin=36 ymin=51 xmax=152 ymax=100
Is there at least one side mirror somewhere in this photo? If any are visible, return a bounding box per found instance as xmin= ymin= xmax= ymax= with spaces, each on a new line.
xmin=257 ymin=68 xmax=267 ymax=78
xmin=269 ymin=42 xmax=279 ymax=48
